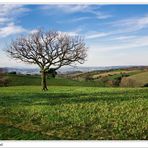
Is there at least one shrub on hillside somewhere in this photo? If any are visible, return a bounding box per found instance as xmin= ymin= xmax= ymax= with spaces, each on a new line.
xmin=120 ymin=77 xmax=136 ymax=87
xmin=107 ymin=78 xmax=122 ymax=87
xmin=85 ymin=75 xmax=94 ymax=81
xmin=0 ymin=77 xmax=9 ymax=87
xmin=143 ymin=83 xmax=148 ymax=87
xmin=101 ymin=77 xmax=108 ymax=83
xmin=106 ymin=80 xmax=114 ymax=86
xmin=8 ymin=71 xmax=17 ymax=75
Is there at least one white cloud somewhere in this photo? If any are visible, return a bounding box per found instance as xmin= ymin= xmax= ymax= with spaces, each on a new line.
xmin=41 ymin=5 xmax=89 ymax=14
xmin=90 ymin=35 xmax=148 ymax=52
xmin=111 ymin=35 xmax=136 ymax=40
xmin=41 ymin=5 xmax=112 ymax=20
xmin=84 ymin=15 xmax=148 ymax=40
xmin=108 ymin=35 xmax=137 ymax=42
xmin=0 ymin=5 xmax=29 ymax=38
xmin=111 ymin=14 xmax=148 ymax=33
xmin=87 ymin=8 xmax=112 ymax=19
xmin=0 ymin=18 xmax=8 ymax=24
xmin=82 ymin=15 xmax=148 ymax=41
xmin=84 ymin=35 xmax=148 ymax=66
xmin=84 ymin=49 xmax=148 ymax=67
xmin=58 ymin=31 xmax=78 ymax=36
xmin=0 ymin=4 xmax=29 ymax=24
xmin=56 ymin=5 xmax=89 ymax=13
xmin=58 ymin=16 xmax=91 ymax=24
xmin=96 ymin=14 xmax=112 ymax=19
xmin=0 ymin=23 xmax=27 ymax=37
xmin=66 ymin=32 xmax=78 ymax=36
xmin=30 ymin=29 xmax=39 ymax=34
xmin=86 ymin=32 xmax=111 ymax=39
xmin=56 ymin=5 xmax=112 ymax=19
xmin=70 ymin=17 xmax=91 ymax=22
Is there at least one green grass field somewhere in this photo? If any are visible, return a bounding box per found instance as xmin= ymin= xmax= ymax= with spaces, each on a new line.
xmin=0 ymin=86 xmax=148 ymax=140
xmin=6 ymin=74 xmax=104 ymax=87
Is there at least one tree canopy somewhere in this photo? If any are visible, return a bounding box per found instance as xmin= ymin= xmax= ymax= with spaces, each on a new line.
xmin=6 ymin=29 xmax=88 ymax=90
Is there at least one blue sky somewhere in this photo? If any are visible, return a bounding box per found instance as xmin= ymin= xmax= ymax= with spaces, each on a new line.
xmin=0 ymin=4 xmax=148 ymax=68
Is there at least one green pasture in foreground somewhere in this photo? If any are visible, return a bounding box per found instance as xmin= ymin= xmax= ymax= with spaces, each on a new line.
xmin=0 ymin=86 xmax=148 ymax=140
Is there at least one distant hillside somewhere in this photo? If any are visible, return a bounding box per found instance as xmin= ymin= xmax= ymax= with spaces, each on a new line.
xmin=0 ymin=73 xmax=103 ymax=87
xmin=0 ymin=65 xmax=141 ymax=74
xmin=120 ymin=71 xmax=148 ymax=87
xmin=1 ymin=66 xmax=148 ymax=87
xmin=64 ymin=66 xmax=148 ymax=87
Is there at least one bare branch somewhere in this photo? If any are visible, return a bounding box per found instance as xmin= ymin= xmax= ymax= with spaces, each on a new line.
xmin=6 ymin=29 xmax=88 ymax=71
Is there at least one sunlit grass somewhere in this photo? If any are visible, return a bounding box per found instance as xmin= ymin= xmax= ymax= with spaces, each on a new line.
xmin=0 ymin=86 xmax=148 ymax=140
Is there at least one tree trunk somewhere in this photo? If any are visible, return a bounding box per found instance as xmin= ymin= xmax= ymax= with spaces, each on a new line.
xmin=41 ymin=71 xmax=48 ymax=91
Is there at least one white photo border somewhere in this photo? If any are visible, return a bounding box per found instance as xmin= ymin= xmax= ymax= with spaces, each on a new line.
xmin=0 ymin=1 xmax=148 ymax=148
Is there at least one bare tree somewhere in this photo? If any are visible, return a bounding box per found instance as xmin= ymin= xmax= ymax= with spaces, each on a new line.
xmin=6 ymin=29 xmax=87 ymax=90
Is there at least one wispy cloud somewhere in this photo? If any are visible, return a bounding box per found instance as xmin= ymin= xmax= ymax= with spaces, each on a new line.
xmin=91 ymin=35 xmax=148 ymax=52
xmin=41 ymin=5 xmax=112 ymax=20
xmin=111 ymin=14 xmax=148 ymax=33
xmin=84 ymin=14 xmax=148 ymax=40
xmin=0 ymin=5 xmax=29 ymax=37
xmin=108 ymin=35 xmax=137 ymax=42
xmin=41 ymin=5 xmax=89 ymax=14
xmin=86 ymin=32 xmax=111 ymax=39
xmin=55 ymin=5 xmax=89 ymax=13
xmin=58 ymin=31 xmax=78 ymax=36
xmin=0 ymin=4 xmax=29 ymax=24
xmin=0 ymin=18 xmax=8 ymax=24
xmin=0 ymin=23 xmax=27 ymax=37
xmin=58 ymin=16 xmax=91 ymax=24
xmin=86 ymin=6 xmax=112 ymax=19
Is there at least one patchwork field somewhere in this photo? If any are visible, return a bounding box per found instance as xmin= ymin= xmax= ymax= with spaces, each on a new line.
xmin=65 ymin=67 xmax=148 ymax=87
xmin=121 ymin=71 xmax=148 ymax=87
xmin=0 ymin=86 xmax=148 ymax=140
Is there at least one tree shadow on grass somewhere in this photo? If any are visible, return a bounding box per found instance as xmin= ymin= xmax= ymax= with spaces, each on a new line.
xmin=0 ymin=90 xmax=147 ymax=107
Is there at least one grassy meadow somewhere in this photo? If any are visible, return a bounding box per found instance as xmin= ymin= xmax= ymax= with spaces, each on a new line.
xmin=5 ymin=73 xmax=104 ymax=87
xmin=0 ymin=85 xmax=148 ymax=140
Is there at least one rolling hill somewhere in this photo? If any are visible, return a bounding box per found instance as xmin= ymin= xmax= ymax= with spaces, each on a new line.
xmin=0 ymin=73 xmax=103 ymax=87
xmin=0 ymin=66 xmax=148 ymax=88
xmin=64 ymin=66 xmax=148 ymax=87
xmin=120 ymin=71 xmax=148 ymax=87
